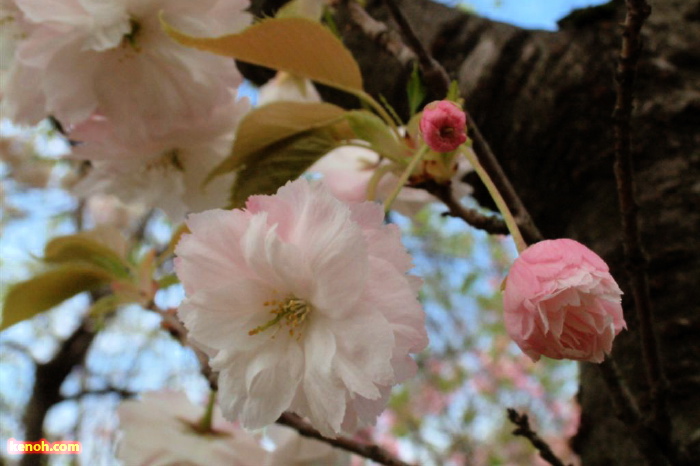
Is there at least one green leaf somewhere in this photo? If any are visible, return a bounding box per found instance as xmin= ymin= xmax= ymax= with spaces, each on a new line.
xmin=230 ymin=129 xmax=341 ymax=208
xmin=161 ymin=16 xmax=363 ymax=93
xmin=345 ymin=110 xmax=408 ymax=162
xmin=157 ymin=273 xmax=180 ymax=289
xmin=207 ymin=101 xmax=349 ymax=182
xmin=87 ymin=293 xmax=131 ymax=318
xmin=1 ymin=264 xmax=113 ymax=331
xmin=407 ymin=63 xmax=427 ymax=116
xmin=446 ymin=80 xmax=461 ymax=102
xmin=43 ymin=230 xmax=130 ymax=278
xmin=276 ymin=0 xmax=325 ymax=20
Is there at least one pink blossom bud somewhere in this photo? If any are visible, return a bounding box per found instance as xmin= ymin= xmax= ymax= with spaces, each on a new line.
xmin=503 ymin=239 xmax=626 ymax=363
xmin=419 ymin=100 xmax=467 ymax=152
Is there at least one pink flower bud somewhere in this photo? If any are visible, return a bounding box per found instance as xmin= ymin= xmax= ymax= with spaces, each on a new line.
xmin=503 ymin=239 xmax=626 ymax=363
xmin=419 ymin=100 xmax=467 ymax=152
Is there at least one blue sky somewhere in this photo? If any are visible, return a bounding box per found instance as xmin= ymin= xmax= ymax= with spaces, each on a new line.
xmin=460 ymin=0 xmax=609 ymax=30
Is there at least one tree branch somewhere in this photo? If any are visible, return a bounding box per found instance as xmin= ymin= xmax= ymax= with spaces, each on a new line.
xmin=506 ymin=408 xmax=571 ymax=466
xmin=20 ymin=321 xmax=97 ymax=466
xmin=346 ymin=0 xmax=415 ymax=67
xmin=381 ymin=0 xmax=449 ymax=98
xmin=349 ymin=0 xmax=543 ymax=244
xmin=278 ymin=412 xmax=416 ymax=466
xmin=611 ymin=0 xmax=669 ymax=434
xmin=423 ymin=181 xmax=509 ymax=235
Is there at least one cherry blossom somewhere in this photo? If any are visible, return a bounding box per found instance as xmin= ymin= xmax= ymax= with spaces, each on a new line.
xmin=3 ymin=0 xmax=250 ymax=137
xmin=503 ymin=238 xmax=626 ymax=362
xmin=419 ymin=100 xmax=467 ymax=153
xmin=174 ymin=178 xmax=428 ymax=435
xmin=258 ymin=72 xmax=321 ymax=106
xmin=117 ymin=391 xmax=267 ymax=466
xmin=264 ymin=425 xmax=350 ymax=466
xmin=69 ymin=93 xmax=249 ymax=220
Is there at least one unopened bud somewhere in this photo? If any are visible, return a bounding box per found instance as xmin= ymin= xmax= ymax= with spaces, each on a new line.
xmin=419 ymin=100 xmax=467 ymax=152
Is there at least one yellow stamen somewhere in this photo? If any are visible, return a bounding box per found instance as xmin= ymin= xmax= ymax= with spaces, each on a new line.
xmin=248 ymin=297 xmax=311 ymax=339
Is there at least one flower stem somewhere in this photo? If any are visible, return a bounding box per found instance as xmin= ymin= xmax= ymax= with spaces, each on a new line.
xmin=460 ymin=146 xmax=527 ymax=253
xmin=383 ymin=145 xmax=428 ymax=213
xmin=367 ymin=164 xmax=395 ymax=201
xmin=197 ymin=390 xmax=217 ymax=434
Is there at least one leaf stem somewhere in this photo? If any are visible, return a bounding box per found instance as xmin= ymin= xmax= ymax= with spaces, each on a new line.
xmin=353 ymin=89 xmax=400 ymax=133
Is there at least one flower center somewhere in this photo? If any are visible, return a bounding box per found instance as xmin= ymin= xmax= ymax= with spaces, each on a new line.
xmin=248 ymin=297 xmax=312 ymax=339
xmin=122 ymin=18 xmax=142 ymax=51
xmin=439 ymin=126 xmax=455 ymax=140
xmin=147 ymin=149 xmax=183 ymax=172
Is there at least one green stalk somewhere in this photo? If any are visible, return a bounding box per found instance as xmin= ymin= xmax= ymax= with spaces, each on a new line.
xmin=383 ymin=145 xmax=429 ymax=213
xmin=197 ymin=390 xmax=217 ymax=434
xmin=460 ymin=146 xmax=527 ymax=253
xmin=352 ymin=90 xmax=400 ymax=133
xmin=367 ymin=164 xmax=395 ymax=201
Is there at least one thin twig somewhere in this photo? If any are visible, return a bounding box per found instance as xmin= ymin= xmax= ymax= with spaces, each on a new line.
xmin=382 ymin=0 xmax=450 ymax=97
xmin=278 ymin=413 xmax=416 ymax=466
xmin=506 ymin=408 xmax=571 ymax=466
xmin=423 ymin=181 xmax=509 ymax=235
xmin=372 ymin=0 xmax=543 ymax=245
xmin=611 ymin=0 xmax=669 ymax=433
xmin=346 ymin=1 xmax=415 ymax=67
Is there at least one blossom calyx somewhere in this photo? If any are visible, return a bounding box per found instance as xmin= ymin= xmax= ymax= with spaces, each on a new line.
xmin=419 ymin=100 xmax=468 ymax=153
xmin=503 ymin=239 xmax=626 ymax=363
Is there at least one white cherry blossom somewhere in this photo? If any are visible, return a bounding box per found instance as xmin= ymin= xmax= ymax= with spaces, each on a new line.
xmin=175 ymin=179 xmax=428 ymax=435
xmin=70 ymin=93 xmax=249 ymax=220
xmin=3 ymin=0 xmax=251 ymax=137
xmin=117 ymin=391 xmax=266 ymax=466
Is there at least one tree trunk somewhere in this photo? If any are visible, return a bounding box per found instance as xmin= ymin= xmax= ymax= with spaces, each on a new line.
xmin=324 ymin=0 xmax=699 ymax=464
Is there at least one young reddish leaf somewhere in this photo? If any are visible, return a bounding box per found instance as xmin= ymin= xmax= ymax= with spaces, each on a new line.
xmin=1 ymin=264 xmax=114 ymax=331
xmin=161 ymin=17 xmax=362 ymax=93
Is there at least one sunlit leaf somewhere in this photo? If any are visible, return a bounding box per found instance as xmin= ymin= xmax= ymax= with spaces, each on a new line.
xmin=157 ymin=273 xmax=180 ymax=289
xmin=1 ymin=264 xmax=113 ymax=331
xmin=207 ymin=101 xmax=348 ymax=182
xmin=345 ymin=110 xmax=408 ymax=162
xmin=87 ymin=293 xmax=132 ymax=318
xmin=230 ymin=128 xmax=342 ymax=208
xmin=407 ymin=63 xmax=427 ymax=116
xmin=43 ymin=229 xmax=130 ymax=278
xmin=276 ymin=0 xmax=325 ymax=20
xmin=161 ymin=16 xmax=363 ymax=93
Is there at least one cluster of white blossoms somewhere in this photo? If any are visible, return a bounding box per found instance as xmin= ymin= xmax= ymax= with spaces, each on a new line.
xmin=175 ymin=179 xmax=428 ymax=435
xmin=118 ymin=390 xmax=349 ymax=466
xmin=1 ymin=0 xmax=252 ymax=220
xmin=2 ymin=0 xmax=431 ymax=445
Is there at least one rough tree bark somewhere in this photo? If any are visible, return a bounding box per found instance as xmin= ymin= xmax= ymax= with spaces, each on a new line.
xmin=324 ymin=0 xmax=699 ymax=464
